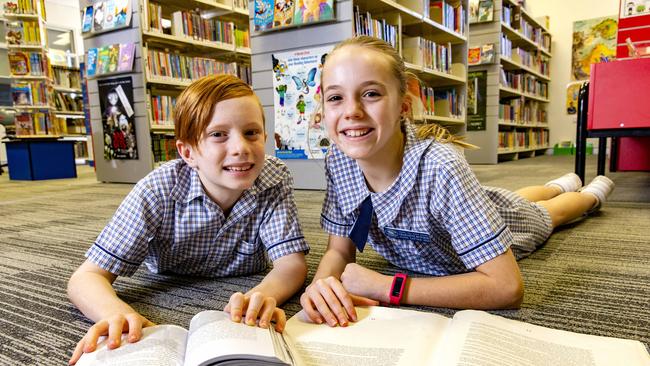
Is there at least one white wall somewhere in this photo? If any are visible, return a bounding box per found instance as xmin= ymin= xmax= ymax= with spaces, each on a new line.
xmin=525 ymin=0 xmax=619 ymax=147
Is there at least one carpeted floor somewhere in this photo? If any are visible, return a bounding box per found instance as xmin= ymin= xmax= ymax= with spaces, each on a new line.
xmin=0 ymin=155 xmax=648 ymax=364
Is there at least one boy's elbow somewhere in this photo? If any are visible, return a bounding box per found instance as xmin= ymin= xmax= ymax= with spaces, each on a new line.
xmin=500 ymin=276 xmax=524 ymax=309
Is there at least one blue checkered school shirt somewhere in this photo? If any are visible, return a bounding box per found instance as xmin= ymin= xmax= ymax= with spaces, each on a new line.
xmin=86 ymin=156 xmax=309 ymax=277
xmin=321 ymin=124 xmax=514 ymax=276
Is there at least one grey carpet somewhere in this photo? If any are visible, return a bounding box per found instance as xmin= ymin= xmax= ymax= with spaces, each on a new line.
xmin=0 ymin=155 xmax=648 ymax=364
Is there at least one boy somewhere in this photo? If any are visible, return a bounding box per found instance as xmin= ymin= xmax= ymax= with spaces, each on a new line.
xmin=68 ymin=75 xmax=309 ymax=364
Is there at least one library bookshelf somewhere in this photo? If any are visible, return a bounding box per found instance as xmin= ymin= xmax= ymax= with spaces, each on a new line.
xmin=80 ymin=0 xmax=250 ymax=183
xmin=465 ymin=0 xmax=551 ymax=164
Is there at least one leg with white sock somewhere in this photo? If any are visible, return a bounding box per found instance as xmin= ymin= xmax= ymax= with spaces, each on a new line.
xmin=515 ymin=172 xmax=583 ymax=202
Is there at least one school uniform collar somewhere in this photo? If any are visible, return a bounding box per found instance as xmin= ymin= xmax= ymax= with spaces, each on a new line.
xmin=334 ymin=123 xmax=432 ymax=225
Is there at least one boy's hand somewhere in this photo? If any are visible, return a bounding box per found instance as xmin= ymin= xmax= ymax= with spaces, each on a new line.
xmin=340 ymin=263 xmax=392 ymax=303
xmin=225 ymin=292 xmax=287 ymax=332
xmin=69 ymin=312 xmax=155 ymax=365
xmin=300 ymin=276 xmax=378 ymax=328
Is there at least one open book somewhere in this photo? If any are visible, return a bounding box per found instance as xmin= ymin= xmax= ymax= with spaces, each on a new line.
xmin=76 ymin=307 xmax=650 ymax=366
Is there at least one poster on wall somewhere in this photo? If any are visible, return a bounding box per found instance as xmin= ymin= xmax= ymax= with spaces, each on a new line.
xmin=620 ymin=0 xmax=650 ymax=18
xmin=272 ymin=45 xmax=332 ymax=159
xmin=466 ymin=70 xmax=487 ymax=131
xmin=98 ymin=76 xmax=138 ymax=160
xmin=565 ymin=81 xmax=584 ymax=115
xmin=571 ymin=16 xmax=618 ymax=81
xmin=254 ymin=0 xmax=335 ymax=31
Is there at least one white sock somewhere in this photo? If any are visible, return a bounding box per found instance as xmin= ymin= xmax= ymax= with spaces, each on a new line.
xmin=580 ymin=175 xmax=615 ymax=211
xmin=545 ymin=173 xmax=582 ymax=193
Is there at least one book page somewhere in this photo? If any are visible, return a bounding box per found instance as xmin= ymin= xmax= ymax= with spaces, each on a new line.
xmin=75 ymin=324 xmax=188 ymax=366
xmin=283 ymin=306 xmax=451 ymax=366
xmin=434 ymin=310 xmax=650 ymax=366
xmin=184 ymin=310 xmax=288 ymax=366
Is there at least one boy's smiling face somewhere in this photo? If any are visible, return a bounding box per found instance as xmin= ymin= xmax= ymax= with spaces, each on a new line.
xmin=179 ymin=96 xmax=266 ymax=211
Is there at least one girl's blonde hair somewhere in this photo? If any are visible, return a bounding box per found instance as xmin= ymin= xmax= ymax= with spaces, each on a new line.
xmin=323 ymin=35 xmax=475 ymax=149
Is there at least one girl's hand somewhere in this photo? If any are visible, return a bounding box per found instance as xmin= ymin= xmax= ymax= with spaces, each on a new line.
xmin=300 ymin=276 xmax=378 ymax=327
xmin=69 ymin=312 xmax=155 ymax=365
xmin=341 ymin=263 xmax=392 ymax=303
xmin=225 ymin=292 xmax=287 ymax=332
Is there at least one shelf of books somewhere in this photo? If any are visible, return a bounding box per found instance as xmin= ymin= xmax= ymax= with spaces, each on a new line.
xmin=464 ymin=0 xmax=551 ymax=164
xmin=80 ymin=0 xmax=250 ymax=182
xmin=352 ymin=0 xmax=469 ymax=135
xmin=4 ymin=0 xmax=61 ymax=137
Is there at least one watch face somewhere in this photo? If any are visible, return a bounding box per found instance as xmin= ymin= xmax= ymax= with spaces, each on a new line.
xmin=391 ymin=277 xmax=404 ymax=296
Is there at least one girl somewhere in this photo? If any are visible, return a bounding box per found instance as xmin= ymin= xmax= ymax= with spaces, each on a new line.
xmin=299 ymin=36 xmax=614 ymax=327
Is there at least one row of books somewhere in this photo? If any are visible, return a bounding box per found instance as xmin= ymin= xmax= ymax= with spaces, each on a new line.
xmin=499 ymin=98 xmax=548 ymax=124
xmin=53 ymin=91 xmax=83 ymax=112
xmin=86 ymin=43 xmax=136 ymax=77
xmin=8 ymin=51 xmax=48 ymax=76
xmin=14 ymin=111 xmax=52 ymax=136
xmin=500 ymin=69 xmax=548 ymax=98
xmin=145 ymin=48 xmax=241 ymax=83
xmin=12 ymin=80 xmax=49 ymax=106
xmin=420 ymin=87 xmax=465 ymax=119
xmin=81 ymin=0 xmax=131 ymax=34
xmin=403 ymin=37 xmax=454 ymax=74
xmin=3 ymin=0 xmax=44 ymax=15
xmin=502 ymin=3 xmax=550 ymax=51
xmin=55 ymin=117 xmax=87 ymax=135
xmin=52 ymin=67 xmax=82 ymax=89
xmin=498 ymin=129 xmax=549 ymax=150
xmin=353 ymin=6 xmax=398 ymax=49
xmin=151 ymin=134 xmax=179 ymax=163
xmin=254 ymin=0 xmax=334 ymax=31
xmin=468 ymin=43 xmax=495 ymax=65
xmin=429 ymin=0 xmax=466 ymax=36
xmin=150 ymin=94 xmax=177 ymax=127
xmin=505 ymin=47 xmax=550 ymax=76
xmin=163 ymin=7 xmax=249 ymax=47
xmin=5 ymin=20 xmax=42 ymax=46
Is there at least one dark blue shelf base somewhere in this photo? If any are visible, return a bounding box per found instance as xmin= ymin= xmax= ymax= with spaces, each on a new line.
xmin=5 ymin=139 xmax=77 ymax=180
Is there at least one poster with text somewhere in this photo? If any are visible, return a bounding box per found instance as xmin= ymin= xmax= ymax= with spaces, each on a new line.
xmin=571 ymin=16 xmax=617 ymax=81
xmin=272 ymin=45 xmax=332 ymax=159
xmin=467 ymin=71 xmax=487 ymax=131
xmin=98 ymin=76 xmax=138 ymax=160
xmin=620 ymin=0 xmax=650 ymax=18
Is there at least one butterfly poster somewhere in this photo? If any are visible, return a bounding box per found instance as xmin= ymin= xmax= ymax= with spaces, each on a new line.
xmin=272 ymin=45 xmax=332 ymax=159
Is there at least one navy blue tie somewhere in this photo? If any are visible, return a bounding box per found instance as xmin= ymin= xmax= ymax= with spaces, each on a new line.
xmin=349 ymin=196 xmax=373 ymax=252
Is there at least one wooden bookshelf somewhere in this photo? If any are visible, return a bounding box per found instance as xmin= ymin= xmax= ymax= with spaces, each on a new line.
xmin=465 ymin=0 xmax=551 ymax=163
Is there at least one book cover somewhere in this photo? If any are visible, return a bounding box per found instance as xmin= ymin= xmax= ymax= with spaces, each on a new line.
xmin=467 ymin=47 xmax=481 ymax=65
xmin=117 ymin=43 xmax=135 ymax=72
xmin=293 ymin=0 xmax=334 ymax=26
xmin=273 ymin=0 xmax=295 ymax=28
xmin=103 ymin=0 xmax=117 ymax=30
xmin=481 ymin=43 xmax=495 ymax=63
xmin=14 ymin=113 xmax=34 ymax=136
xmin=93 ymin=2 xmax=105 ymax=32
xmin=114 ymin=0 xmax=131 ymax=27
xmin=254 ymin=0 xmax=274 ymax=31
xmin=6 ymin=20 xmax=24 ymax=45
xmin=12 ymin=82 xmax=32 ymax=106
xmin=97 ymin=46 xmax=111 ymax=74
xmin=107 ymin=44 xmax=119 ymax=73
xmin=86 ymin=48 xmax=98 ymax=77
xmin=82 ymin=6 xmax=93 ymax=33
xmin=478 ymin=0 xmax=494 ymax=22
xmin=9 ymin=52 xmax=30 ymax=75
xmin=469 ymin=0 xmax=479 ymax=23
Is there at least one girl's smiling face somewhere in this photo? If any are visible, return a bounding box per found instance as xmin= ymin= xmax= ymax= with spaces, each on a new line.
xmin=321 ymin=46 xmax=406 ymax=164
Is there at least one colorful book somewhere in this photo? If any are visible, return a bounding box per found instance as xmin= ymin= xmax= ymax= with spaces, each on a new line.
xmin=103 ymin=0 xmax=117 ymax=30
xmin=93 ymin=2 xmax=105 ymax=32
xmin=254 ymin=0 xmax=274 ymax=31
xmin=114 ymin=0 xmax=131 ymax=27
xmin=467 ymin=47 xmax=481 ymax=65
xmin=478 ymin=0 xmax=494 ymax=22
xmin=12 ymin=83 xmax=33 ymax=106
xmin=117 ymin=43 xmax=135 ymax=72
xmin=9 ymin=52 xmax=30 ymax=75
xmin=481 ymin=43 xmax=495 ymax=63
xmin=107 ymin=44 xmax=119 ymax=73
xmin=97 ymin=46 xmax=111 ymax=74
xmin=82 ymin=6 xmax=94 ymax=33
xmin=6 ymin=21 xmax=24 ymax=45
xmin=15 ymin=114 xmax=34 ymax=136
xmin=273 ymin=0 xmax=295 ymax=27
xmin=87 ymin=48 xmax=98 ymax=77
